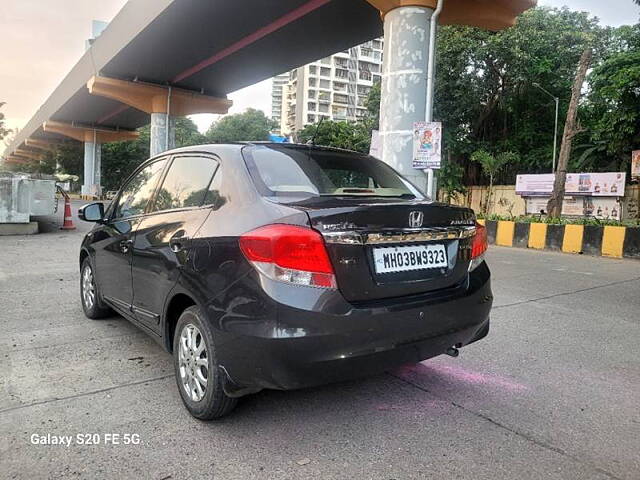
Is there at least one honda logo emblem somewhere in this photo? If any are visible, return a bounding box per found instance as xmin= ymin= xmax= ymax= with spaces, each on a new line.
xmin=409 ymin=211 xmax=424 ymax=228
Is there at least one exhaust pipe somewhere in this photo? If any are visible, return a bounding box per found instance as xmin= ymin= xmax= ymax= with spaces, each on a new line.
xmin=445 ymin=346 xmax=459 ymax=357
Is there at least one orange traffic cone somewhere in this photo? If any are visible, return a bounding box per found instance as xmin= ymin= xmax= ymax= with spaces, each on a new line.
xmin=60 ymin=195 xmax=76 ymax=230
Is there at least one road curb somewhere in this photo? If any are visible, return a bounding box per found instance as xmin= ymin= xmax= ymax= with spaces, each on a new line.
xmin=484 ymin=221 xmax=640 ymax=259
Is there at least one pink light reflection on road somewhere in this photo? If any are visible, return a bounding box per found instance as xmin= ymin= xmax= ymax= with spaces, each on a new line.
xmin=395 ymin=361 xmax=529 ymax=394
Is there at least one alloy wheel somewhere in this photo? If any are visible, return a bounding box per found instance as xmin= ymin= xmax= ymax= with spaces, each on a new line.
xmin=82 ymin=265 xmax=96 ymax=310
xmin=178 ymin=324 xmax=209 ymax=402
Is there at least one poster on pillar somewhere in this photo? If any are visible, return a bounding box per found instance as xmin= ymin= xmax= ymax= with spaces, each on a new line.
xmin=412 ymin=122 xmax=442 ymax=169
xmin=632 ymin=150 xmax=640 ymax=181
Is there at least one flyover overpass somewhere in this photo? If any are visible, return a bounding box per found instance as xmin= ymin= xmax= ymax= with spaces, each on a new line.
xmin=3 ymin=0 xmax=534 ymax=195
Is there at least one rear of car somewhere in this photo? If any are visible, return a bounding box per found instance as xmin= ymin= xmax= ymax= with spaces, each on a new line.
xmin=216 ymin=144 xmax=492 ymax=393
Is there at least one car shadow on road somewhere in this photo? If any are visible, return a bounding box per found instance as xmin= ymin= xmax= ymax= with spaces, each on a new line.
xmin=210 ymin=365 xmax=482 ymax=423
xmin=198 ymin=356 xmax=530 ymax=429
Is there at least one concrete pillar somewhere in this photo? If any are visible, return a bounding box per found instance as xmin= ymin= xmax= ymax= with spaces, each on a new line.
xmin=42 ymin=121 xmax=139 ymax=195
xmin=150 ymin=113 xmax=176 ymax=157
xmin=82 ymin=141 xmax=101 ymax=195
xmin=379 ymin=6 xmax=433 ymax=193
xmin=93 ymin=143 xmax=101 ymax=190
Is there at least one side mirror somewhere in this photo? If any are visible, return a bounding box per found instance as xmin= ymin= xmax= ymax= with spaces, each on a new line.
xmin=78 ymin=202 xmax=105 ymax=222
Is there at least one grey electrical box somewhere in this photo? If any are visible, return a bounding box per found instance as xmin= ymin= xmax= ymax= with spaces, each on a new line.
xmin=0 ymin=173 xmax=56 ymax=223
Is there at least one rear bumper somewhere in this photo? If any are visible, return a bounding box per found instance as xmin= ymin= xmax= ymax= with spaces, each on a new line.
xmin=213 ymin=262 xmax=493 ymax=396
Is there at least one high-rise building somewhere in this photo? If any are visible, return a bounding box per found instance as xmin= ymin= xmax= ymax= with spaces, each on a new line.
xmin=270 ymin=73 xmax=289 ymax=135
xmin=273 ymin=38 xmax=383 ymax=136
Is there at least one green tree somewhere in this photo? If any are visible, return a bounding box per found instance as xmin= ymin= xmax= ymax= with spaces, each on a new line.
xmin=206 ymin=108 xmax=275 ymax=143
xmin=297 ymin=120 xmax=371 ymax=154
xmin=364 ymin=81 xmax=381 ymax=131
xmin=357 ymin=7 xmax=611 ymax=184
xmin=582 ymin=25 xmax=640 ymax=171
xmin=547 ymin=48 xmax=592 ymax=218
xmin=175 ymin=117 xmax=207 ymax=146
xmin=52 ymin=143 xmax=84 ymax=177
xmin=438 ymin=161 xmax=467 ymax=204
xmin=101 ymin=132 xmax=149 ymax=191
xmin=435 ymin=7 xmax=605 ymax=180
xmin=101 ymin=116 xmax=205 ymax=191
xmin=0 ymin=102 xmax=10 ymax=142
xmin=471 ymin=150 xmax=518 ymax=213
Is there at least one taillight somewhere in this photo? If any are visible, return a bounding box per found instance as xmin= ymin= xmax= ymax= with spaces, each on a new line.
xmin=471 ymin=222 xmax=488 ymax=258
xmin=239 ymin=224 xmax=337 ymax=289
xmin=469 ymin=222 xmax=487 ymax=271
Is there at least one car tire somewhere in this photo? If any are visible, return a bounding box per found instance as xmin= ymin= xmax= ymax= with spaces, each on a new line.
xmin=80 ymin=257 xmax=113 ymax=319
xmin=173 ymin=306 xmax=237 ymax=420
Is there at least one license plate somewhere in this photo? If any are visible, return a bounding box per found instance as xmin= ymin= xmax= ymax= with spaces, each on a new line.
xmin=373 ymin=244 xmax=447 ymax=274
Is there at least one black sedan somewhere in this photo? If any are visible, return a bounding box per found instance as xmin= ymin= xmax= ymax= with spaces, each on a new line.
xmin=78 ymin=143 xmax=491 ymax=419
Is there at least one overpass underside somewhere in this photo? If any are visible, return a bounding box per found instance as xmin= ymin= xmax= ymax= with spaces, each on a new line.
xmin=9 ymin=0 xmax=382 ymax=145
xmin=3 ymin=0 xmax=534 ymax=195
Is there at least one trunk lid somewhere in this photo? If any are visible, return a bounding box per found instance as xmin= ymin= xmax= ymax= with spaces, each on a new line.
xmin=298 ymin=197 xmax=476 ymax=302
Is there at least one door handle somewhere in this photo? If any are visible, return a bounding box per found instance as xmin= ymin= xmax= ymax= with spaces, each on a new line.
xmin=169 ymin=235 xmax=191 ymax=253
xmin=119 ymin=239 xmax=133 ymax=254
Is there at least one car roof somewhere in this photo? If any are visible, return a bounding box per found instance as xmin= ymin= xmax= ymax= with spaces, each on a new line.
xmin=135 ymin=142 xmax=371 ymax=176
xmin=156 ymin=142 xmax=367 ymax=158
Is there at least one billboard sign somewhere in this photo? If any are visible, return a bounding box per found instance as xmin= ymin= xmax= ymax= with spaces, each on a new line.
xmin=516 ymin=172 xmax=626 ymax=197
xmin=515 ymin=174 xmax=555 ymax=196
xmin=524 ymin=196 xmax=622 ymax=220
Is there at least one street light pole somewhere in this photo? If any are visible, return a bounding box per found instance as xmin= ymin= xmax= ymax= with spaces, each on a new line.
xmin=552 ymin=96 xmax=559 ymax=173
xmin=533 ymin=82 xmax=559 ymax=172
xmin=424 ymin=0 xmax=444 ymax=199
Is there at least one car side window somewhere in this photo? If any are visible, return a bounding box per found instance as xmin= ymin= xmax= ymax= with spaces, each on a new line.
xmin=150 ymin=155 xmax=219 ymax=212
xmin=113 ymin=159 xmax=168 ymax=219
xmin=203 ymin=166 xmax=226 ymax=210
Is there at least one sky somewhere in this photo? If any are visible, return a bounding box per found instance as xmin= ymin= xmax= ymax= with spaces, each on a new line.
xmin=538 ymin=0 xmax=640 ymax=26
xmin=1 ymin=0 xmax=638 ymax=137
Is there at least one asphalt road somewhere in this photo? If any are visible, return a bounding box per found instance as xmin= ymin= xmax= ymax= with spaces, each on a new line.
xmin=1 ymin=201 xmax=639 ymax=479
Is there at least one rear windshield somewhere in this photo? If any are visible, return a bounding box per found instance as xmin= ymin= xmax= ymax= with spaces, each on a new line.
xmin=242 ymin=145 xmax=423 ymax=201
